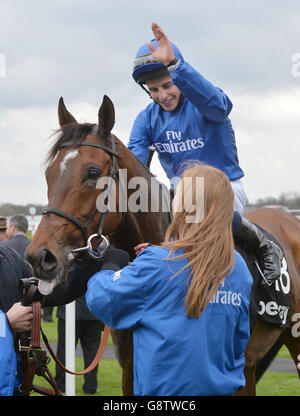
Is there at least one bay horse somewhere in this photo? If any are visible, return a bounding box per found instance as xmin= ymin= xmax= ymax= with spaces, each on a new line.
xmin=26 ymin=95 xmax=300 ymax=396
xmin=236 ymin=207 xmax=300 ymax=395
xmin=26 ymin=95 xmax=170 ymax=395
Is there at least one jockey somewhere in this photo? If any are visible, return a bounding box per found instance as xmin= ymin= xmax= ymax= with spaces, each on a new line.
xmin=128 ymin=22 xmax=282 ymax=286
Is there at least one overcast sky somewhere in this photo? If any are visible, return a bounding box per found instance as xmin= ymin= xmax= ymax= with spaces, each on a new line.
xmin=0 ymin=0 xmax=300 ymax=206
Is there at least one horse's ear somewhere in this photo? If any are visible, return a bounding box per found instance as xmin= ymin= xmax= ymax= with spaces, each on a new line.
xmin=98 ymin=95 xmax=115 ymax=137
xmin=58 ymin=97 xmax=77 ymax=129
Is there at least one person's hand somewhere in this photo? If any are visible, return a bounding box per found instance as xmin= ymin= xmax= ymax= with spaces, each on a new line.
xmin=147 ymin=22 xmax=175 ymax=66
xmin=6 ymin=302 xmax=33 ymax=332
xmin=297 ymin=354 xmax=300 ymax=370
xmin=134 ymin=243 xmax=150 ymax=256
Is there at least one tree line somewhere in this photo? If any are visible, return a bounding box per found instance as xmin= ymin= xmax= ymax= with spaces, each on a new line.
xmin=0 ymin=203 xmax=45 ymax=216
xmin=247 ymin=192 xmax=300 ymax=209
xmin=0 ymin=192 xmax=300 ymax=217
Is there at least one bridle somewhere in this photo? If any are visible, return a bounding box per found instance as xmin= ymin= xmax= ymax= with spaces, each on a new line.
xmin=42 ymin=134 xmax=123 ymax=258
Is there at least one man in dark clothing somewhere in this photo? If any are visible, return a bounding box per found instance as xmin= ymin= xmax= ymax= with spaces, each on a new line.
xmin=0 ymin=246 xmax=32 ymax=313
xmin=0 ymin=245 xmax=33 ymax=395
xmin=0 ymin=215 xmax=31 ymax=258
xmin=55 ymin=293 xmax=104 ymax=394
xmin=0 ymin=243 xmax=122 ymax=395
xmin=0 ymin=217 xmax=7 ymax=242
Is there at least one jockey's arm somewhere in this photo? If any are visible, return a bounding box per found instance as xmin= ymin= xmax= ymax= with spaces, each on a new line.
xmin=128 ymin=110 xmax=152 ymax=164
xmin=172 ymin=60 xmax=233 ymax=122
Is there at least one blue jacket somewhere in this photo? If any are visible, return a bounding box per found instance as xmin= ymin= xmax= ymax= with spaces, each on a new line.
xmin=86 ymin=246 xmax=252 ymax=396
xmin=128 ymin=60 xmax=244 ymax=183
xmin=0 ymin=310 xmax=17 ymax=396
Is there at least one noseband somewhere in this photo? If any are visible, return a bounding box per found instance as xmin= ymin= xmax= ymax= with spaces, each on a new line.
xmin=42 ymin=135 xmax=121 ymax=258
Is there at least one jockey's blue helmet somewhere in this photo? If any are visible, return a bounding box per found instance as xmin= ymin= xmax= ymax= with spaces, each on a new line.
xmin=132 ymin=39 xmax=184 ymax=85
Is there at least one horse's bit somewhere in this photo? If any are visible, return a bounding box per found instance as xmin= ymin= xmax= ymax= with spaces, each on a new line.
xmin=42 ymin=135 xmax=119 ymax=259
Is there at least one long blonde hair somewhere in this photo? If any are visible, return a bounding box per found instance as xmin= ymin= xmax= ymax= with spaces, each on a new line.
xmin=161 ymin=162 xmax=235 ymax=318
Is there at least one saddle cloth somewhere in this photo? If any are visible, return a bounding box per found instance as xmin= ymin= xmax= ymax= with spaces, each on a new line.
xmin=239 ymin=228 xmax=291 ymax=329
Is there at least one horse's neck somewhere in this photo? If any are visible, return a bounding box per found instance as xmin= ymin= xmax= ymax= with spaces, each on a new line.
xmin=116 ymin=141 xmax=151 ymax=184
xmin=114 ymin=142 xmax=170 ymax=252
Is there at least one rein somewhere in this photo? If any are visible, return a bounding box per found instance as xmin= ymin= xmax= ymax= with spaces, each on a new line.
xmin=19 ymin=279 xmax=61 ymax=395
xmin=19 ymin=278 xmax=110 ymax=396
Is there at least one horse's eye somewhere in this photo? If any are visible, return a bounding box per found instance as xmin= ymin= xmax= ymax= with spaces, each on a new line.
xmin=87 ymin=167 xmax=102 ymax=180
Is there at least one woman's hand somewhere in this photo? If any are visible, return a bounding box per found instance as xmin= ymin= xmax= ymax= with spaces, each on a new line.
xmin=134 ymin=243 xmax=150 ymax=256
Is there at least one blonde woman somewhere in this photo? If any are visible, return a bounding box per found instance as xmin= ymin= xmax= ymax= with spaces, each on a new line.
xmin=86 ymin=163 xmax=253 ymax=396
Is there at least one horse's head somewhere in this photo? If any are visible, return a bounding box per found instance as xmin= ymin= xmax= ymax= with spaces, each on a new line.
xmin=26 ymin=95 xmax=124 ymax=294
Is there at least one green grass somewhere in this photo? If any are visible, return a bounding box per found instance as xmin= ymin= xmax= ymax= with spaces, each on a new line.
xmin=257 ymin=372 xmax=300 ymax=396
xmin=34 ymin=308 xmax=120 ymax=396
xmin=41 ymin=309 xmax=114 ymax=346
xmin=38 ymin=310 xmax=300 ymax=396
xmin=276 ymin=345 xmax=291 ymax=359
xmin=256 ymin=345 xmax=300 ymax=396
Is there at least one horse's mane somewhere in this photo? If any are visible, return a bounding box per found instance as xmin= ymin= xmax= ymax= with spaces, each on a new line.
xmin=45 ymin=123 xmax=99 ymax=167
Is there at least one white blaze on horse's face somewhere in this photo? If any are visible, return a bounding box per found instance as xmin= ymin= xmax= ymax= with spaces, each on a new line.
xmin=60 ymin=149 xmax=79 ymax=175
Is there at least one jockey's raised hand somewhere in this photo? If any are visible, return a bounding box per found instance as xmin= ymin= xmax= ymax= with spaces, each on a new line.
xmin=147 ymin=22 xmax=175 ymax=66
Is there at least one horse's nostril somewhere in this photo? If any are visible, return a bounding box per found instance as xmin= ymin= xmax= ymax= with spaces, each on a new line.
xmin=38 ymin=248 xmax=58 ymax=273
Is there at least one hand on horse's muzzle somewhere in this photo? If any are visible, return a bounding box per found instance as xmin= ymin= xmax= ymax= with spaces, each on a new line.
xmin=100 ymin=246 xmax=130 ymax=271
